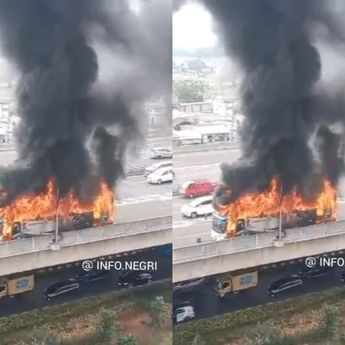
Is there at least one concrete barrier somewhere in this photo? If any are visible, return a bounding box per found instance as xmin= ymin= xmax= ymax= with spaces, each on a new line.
xmin=173 ymin=220 xmax=345 ymax=282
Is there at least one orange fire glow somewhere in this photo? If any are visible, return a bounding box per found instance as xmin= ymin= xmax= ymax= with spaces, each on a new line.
xmin=0 ymin=179 xmax=115 ymax=239
xmin=217 ymin=177 xmax=337 ymax=237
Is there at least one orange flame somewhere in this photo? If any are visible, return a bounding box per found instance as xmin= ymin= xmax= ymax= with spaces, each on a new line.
xmin=217 ymin=177 xmax=337 ymax=237
xmin=0 ymin=179 xmax=115 ymax=240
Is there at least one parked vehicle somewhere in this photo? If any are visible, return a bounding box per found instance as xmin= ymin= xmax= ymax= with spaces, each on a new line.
xmin=173 ymin=304 xmax=195 ymax=323
xmin=43 ymin=280 xmax=80 ymax=301
xmin=75 ymin=270 xmax=111 ymax=283
xmin=267 ymin=276 xmax=303 ymax=297
xmin=117 ymin=271 xmax=153 ymax=287
xmin=147 ymin=167 xmax=173 ymax=184
xmin=150 ymin=147 xmax=172 ymax=159
xmin=181 ymin=195 xmax=213 ymax=218
xmin=0 ymin=274 xmax=35 ymax=299
xmin=215 ymin=271 xmax=258 ymax=298
xmin=298 ymin=266 xmax=333 ymax=279
xmin=179 ymin=180 xmax=216 ymax=199
xmin=144 ymin=161 xmax=172 ymax=176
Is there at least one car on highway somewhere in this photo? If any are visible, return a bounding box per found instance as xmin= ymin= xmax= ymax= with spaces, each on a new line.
xmin=173 ymin=303 xmax=195 ymax=323
xmin=117 ymin=271 xmax=153 ymax=287
xmin=75 ymin=270 xmax=111 ymax=283
xmin=147 ymin=167 xmax=173 ymax=184
xmin=267 ymin=276 xmax=303 ymax=297
xmin=144 ymin=161 xmax=172 ymax=176
xmin=179 ymin=179 xmax=217 ymax=199
xmin=298 ymin=266 xmax=333 ymax=280
xmin=150 ymin=147 xmax=172 ymax=159
xmin=181 ymin=195 xmax=214 ymax=218
xmin=43 ymin=279 xmax=80 ymax=301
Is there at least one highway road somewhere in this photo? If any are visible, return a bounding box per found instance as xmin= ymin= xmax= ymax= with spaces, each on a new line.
xmin=0 ymin=136 xmax=172 ymax=223
xmin=0 ymin=246 xmax=171 ymax=318
xmin=173 ymin=147 xmax=345 ymax=249
xmin=173 ymin=258 xmax=345 ymax=322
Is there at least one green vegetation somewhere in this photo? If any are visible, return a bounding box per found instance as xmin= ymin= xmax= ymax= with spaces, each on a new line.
xmin=173 ymin=78 xmax=210 ymax=103
xmin=174 ymin=287 xmax=345 ymax=345
xmin=0 ymin=280 xmax=171 ymax=345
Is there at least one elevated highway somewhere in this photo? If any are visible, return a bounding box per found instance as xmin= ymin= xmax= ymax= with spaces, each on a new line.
xmin=173 ymin=220 xmax=345 ymax=282
xmin=0 ymin=215 xmax=171 ymax=276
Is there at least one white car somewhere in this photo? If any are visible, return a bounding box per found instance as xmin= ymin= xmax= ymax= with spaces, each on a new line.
xmin=144 ymin=161 xmax=172 ymax=176
xmin=181 ymin=195 xmax=214 ymax=218
xmin=173 ymin=305 xmax=195 ymax=323
xmin=147 ymin=167 xmax=173 ymax=184
xmin=150 ymin=147 xmax=172 ymax=159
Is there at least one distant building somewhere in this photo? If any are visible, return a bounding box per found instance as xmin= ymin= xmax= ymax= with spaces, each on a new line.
xmin=179 ymin=100 xmax=213 ymax=114
xmin=173 ymin=123 xmax=236 ymax=145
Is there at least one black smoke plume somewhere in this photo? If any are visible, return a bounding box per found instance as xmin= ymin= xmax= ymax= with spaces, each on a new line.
xmin=0 ymin=0 xmax=170 ymax=203
xmin=201 ymin=0 xmax=345 ymax=204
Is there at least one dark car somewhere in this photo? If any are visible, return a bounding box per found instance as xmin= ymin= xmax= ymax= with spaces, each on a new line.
xmin=117 ymin=271 xmax=153 ymax=287
xmin=43 ymin=280 xmax=80 ymax=301
xmin=299 ymin=266 xmax=333 ymax=279
xmin=267 ymin=276 xmax=303 ymax=297
xmin=75 ymin=270 xmax=111 ymax=283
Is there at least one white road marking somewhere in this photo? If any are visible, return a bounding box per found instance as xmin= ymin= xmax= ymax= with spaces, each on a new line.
xmin=117 ymin=192 xmax=172 ymax=205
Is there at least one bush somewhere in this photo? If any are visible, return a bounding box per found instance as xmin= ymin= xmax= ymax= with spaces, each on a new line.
xmin=90 ymin=309 xmax=118 ymax=345
xmin=118 ymin=334 xmax=138 ymax=345
xmin=319 ymin=305 xmax=340 ymax=338
xmin=149 ymin=296 xmax=170 ymax=327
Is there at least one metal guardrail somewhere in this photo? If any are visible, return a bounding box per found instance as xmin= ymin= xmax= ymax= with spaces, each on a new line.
xmin=173 ymin=220 xmax=345 ymax=263
xmin=0 ymin=216 xmax=172 ymax=258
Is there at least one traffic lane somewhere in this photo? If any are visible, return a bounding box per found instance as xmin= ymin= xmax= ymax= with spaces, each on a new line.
xmin=174 ymin=262 xmax=345 ymax=322
xmin=115 ymin=199 xmax=171 ymax=223
xmin=0 ymin=249 xmax=171 ymax=318
xmin=174 ymin=148 xmax=241 ymax=168
xmin=117 ymin=176 xmax=171 ymax=200
xmin=174 ymin=165 xmax=220 ymax=187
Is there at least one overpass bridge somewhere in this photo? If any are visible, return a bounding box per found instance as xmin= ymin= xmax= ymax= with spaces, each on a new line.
xmin=0 ymin=216 xmax=171 ymax=276
xmin=173 ymin=220 xmax=345 ymax=282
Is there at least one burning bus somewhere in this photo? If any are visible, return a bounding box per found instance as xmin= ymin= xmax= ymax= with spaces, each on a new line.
xmin=211 ymin=177 xmax=337 ymax=240
xmin=0 ymin=179 xmax=115 ymax=241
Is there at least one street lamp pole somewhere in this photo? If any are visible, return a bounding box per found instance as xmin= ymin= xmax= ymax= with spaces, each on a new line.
xmin=55 ymin=185 xmax=59 ymax=243
xmin=278 ymin=184 xmax=283 ymax=240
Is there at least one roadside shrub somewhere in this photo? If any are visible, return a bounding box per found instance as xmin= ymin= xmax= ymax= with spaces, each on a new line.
xmin=118 ymin=333 xmax=138 ymax=345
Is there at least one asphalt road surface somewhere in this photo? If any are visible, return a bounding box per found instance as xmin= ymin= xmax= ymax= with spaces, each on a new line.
xmin=173 ymin=147 xmax=345 ymax=248
xmin=174 ymin=259 xmax=345 ymax=322
xmin=0 ymin=247 xmax=171 ymax=318
xmin=0 ymin=136 xmax=172 ymax=222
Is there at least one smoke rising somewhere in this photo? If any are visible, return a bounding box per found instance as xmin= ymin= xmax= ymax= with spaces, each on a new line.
xmin=0 ymin=0 xmax=170 ymax=203
xmin=201 ymin=0 xmax=345 ymax=204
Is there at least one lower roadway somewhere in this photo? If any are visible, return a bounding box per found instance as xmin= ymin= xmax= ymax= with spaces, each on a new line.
xmin=0 ymin=247 xmax=171 ymax=318
xmin=174 ymin=256 xmax=345 ymax=322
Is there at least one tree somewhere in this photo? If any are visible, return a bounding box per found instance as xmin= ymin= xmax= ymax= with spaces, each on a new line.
xmin=118 ymin=334 xmax=138 ymax=345
xmin=320 ymin=305 xmax=340 ymax=338
xmin=173 ymin=79 xmax=209 ymax=103
xmin=149 ymin=296 xmax=170 ymax=327
xmin=89 ymin=308 xmax=118 ymax=345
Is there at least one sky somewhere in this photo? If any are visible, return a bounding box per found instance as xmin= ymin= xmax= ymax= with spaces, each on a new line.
xmin=173 ymin=1 xmax=218 ymax=52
